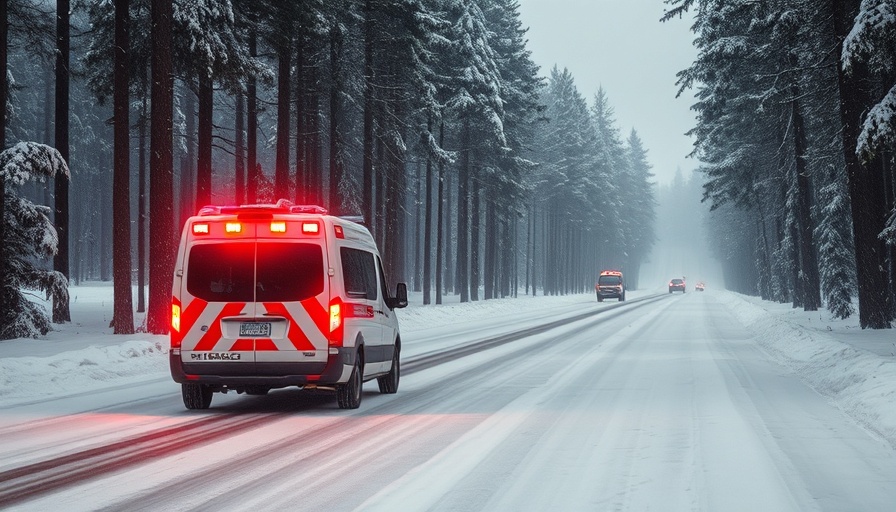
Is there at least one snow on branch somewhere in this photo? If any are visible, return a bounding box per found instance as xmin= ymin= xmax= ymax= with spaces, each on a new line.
xmin=842 ymin=0 xmax=896 ymax=73
xmin=0 ymin=142 xmax=70 ymax=186
xmin=856 ymin=82 xmax=896 ymax=161
xmin=882 ymin=207 xmax=896 ymax=245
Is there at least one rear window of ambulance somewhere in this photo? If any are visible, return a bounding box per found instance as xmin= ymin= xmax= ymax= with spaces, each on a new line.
xmin=599 ymin=275 xmax=621 ymax=286
xmin=256 ymin=243 xmax=324 ymax=302
xmin=187 ymin=242 xmax=324 ymax=302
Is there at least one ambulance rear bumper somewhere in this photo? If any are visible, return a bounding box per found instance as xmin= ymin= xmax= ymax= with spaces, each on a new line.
xmin=169 ymin=349 xmax=353 ymax=388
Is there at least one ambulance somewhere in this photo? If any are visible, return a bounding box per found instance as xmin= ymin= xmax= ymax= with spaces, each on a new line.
xmin=169 ymin=200 xmax=408 ymax=410
xmin=595 ymin=270 xmax=625 ymax=302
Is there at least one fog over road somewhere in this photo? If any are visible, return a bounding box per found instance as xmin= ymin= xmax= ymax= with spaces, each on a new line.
xmin=2 ymin=291 xmax=895 ymax=511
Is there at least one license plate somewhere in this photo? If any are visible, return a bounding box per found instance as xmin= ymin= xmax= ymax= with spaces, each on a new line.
xmin=240 ymin=322 xmax=271 ymax=337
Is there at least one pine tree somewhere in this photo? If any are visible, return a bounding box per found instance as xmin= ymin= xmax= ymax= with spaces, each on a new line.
xmin=0 ymin=142 xmax=70 ymax=339
xmin=816 ymin=164 xmax=856 ymax=319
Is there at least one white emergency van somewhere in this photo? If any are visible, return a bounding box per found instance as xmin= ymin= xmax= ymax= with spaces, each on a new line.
xmin=169 ymin=200 xmax=408 ymax=410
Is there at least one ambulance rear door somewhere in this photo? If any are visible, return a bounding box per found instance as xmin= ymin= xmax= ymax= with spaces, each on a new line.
xmin=252 ymin=217 xmax=331 ymax=369
xmin=180 ymin=232 xmax=258 ymax=369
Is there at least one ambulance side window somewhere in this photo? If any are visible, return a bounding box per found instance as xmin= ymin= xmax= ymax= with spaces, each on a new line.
xmin=377 ymin=256 xmax=393 ymax=308
xmin=341 ymin=248 xmax=377 ymax=300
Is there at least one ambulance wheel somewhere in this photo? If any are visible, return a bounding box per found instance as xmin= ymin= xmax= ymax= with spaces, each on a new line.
xmin=377 ymin=346 xmax=400 ymax=394
xmin=597 ymin=296 xmax=603 ymax=302
xmin=182 ymin=383 xmax=213 ymax=410
xmin=620 ymin=293 xmax=625 ymax=302
xmin=337 ymin=354 xmax=363 ymax=409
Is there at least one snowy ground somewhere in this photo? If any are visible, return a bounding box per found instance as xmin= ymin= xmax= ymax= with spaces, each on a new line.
xmin=2 ymin=283 xmax=894 ymax=450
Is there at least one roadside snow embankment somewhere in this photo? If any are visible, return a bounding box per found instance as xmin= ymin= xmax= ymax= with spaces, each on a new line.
xmin=0 ymin=339 xmax=168 ymax=405
xmin=717 ymin=291 xmax=896 ymax=448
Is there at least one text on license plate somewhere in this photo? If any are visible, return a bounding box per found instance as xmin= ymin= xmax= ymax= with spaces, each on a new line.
xmin=240 ymin=322 xmax=272 ymax=337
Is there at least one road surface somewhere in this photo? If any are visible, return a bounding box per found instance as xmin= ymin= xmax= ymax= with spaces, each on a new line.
xmin=1 ymin=291 xmax=895 ymax=511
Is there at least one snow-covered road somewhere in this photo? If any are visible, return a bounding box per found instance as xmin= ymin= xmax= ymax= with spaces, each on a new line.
xmin=2 ymin=290 xmax=895 ymax=510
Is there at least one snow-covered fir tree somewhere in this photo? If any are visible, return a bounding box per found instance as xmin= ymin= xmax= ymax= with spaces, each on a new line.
xmin=0 ymin=142 xmax=70 ymax=339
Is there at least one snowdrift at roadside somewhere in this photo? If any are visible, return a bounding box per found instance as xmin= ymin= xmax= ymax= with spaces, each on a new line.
xmin=716 ymin=292 xmax=896 ymax=447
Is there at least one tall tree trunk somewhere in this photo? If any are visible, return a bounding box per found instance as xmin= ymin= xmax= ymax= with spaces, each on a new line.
xmin=112 ymin=0 xmax=134 ymax=333
xmin=179 ymin=83 xmax=194 ymax=227
xmin=0 ymin=0 xmax=7 ymax=316
xmin=423 ymin=120 xmax=433 ymax=305
xmin=484 ymin=194 xmax=495 ymax=300
xmin=526 ymin=204 xmax=532 ymax=295
xmin=137 ymin=93 xmax=147 ymax=313
xmin=196 ymin=74 xmax=213 ymax=209
xmin=308 ymin=62 xmax=322 ymax=206
xmin=295 ymin=28 xmax=306 ymax=204
xmin=413 ymin=160 xmax=422 ymax=292
xmin=275 ymin=35 xmax=291 ymax=200
xmin=435 ymin=122 xmax=445 ymax=305
xmin=456 ymin=117 xmax=470 ymax=302
xmin=53 ymin=0 xmax=71 ymax=323
xmin=247 ymin=32 xmax=258 ymax=204
xmin=362 ymin=0 xmax=375 ymax=224
xmin=833 ymin=0 xmax=893 ymax=328
xmin=791 ymin=88 xmax=821 ymax=311
xmin=328 ymin=26 xmax=344 ymax=214
xmin=375 ymin=133 xmax=385 ymax=245
xmin=148 ymin=0 xmax=175 ymax=334
xmin=235 ymin=91 xmax=245 ymax=204
xmin=470 ymin=162 xmax=480 ymax=301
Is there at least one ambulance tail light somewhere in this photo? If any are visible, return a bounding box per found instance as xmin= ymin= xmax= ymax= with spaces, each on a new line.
xmin=171 ymin=300 xmax=183 ymax=348
xmin=225 ymin=222 xmax=242 ymax=233
xmin=192 ymin=223 xmax=210 ymax=235
xmin=329 ymin=298 xmax=344 ymax=346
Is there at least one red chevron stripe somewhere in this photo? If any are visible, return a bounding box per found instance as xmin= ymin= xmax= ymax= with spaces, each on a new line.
xmin=261 ymin=302 xmax=316 ymax=351
xmin=193 ymin=302 xmax=247 ymax=352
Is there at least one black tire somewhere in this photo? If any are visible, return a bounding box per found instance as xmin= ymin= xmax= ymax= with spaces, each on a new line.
xmin=597 ymin=296 xmax=603 ymax=302
xmin=337 ymin=353 xmax=363 ymax=409
xmin=620 ymin=293 xmax=625 ymax=302
xmin=182 ymin=383 xmax=213 ymax=410
xmin=377 ymin=345 xmax=400 ymax=394
xmin=244 ymin=386 xmax=270 ymax=396
xmin=669 ymin=289 xmax=673 ymax=294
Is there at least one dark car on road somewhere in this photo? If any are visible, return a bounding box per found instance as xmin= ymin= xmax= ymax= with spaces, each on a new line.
xmin=669 ymin=278 xmax=686 ymax=293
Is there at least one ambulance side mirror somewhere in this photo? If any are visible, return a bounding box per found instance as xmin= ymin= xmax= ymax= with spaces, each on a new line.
xmin=389 ymin=282 xmax=408 ymax=309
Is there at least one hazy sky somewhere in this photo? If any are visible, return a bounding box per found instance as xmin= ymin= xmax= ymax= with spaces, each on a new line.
xmin=517 ymin=0 xmax=699 ymax=185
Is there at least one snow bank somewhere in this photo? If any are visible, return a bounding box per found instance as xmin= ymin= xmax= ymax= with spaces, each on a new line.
xmin=716 ymin=291 xmax=896 ymax=447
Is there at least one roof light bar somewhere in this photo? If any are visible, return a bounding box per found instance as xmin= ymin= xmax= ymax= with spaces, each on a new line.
xmin=302 ymin=222 xmax=320 ymax=234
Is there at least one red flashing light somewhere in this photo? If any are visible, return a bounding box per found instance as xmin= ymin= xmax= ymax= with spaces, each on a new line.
xmin=225 ymin=222 xmax=242 ymax=234
xmin=270 ymin=221 xmax=287 ymax=233
xmin=334 ymin=225 xmax=345 ymax=239
xmin=192 ymin=223 xmax=210 ymax=235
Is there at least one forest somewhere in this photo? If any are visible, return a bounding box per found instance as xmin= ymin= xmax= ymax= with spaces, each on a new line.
xmin=0 ymin=0 xmax=658 ymax=339
xmin=1 ymin=0 xmax=894 ymax=340
xmin=663 ymin=0 xmax=896 ymax=329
